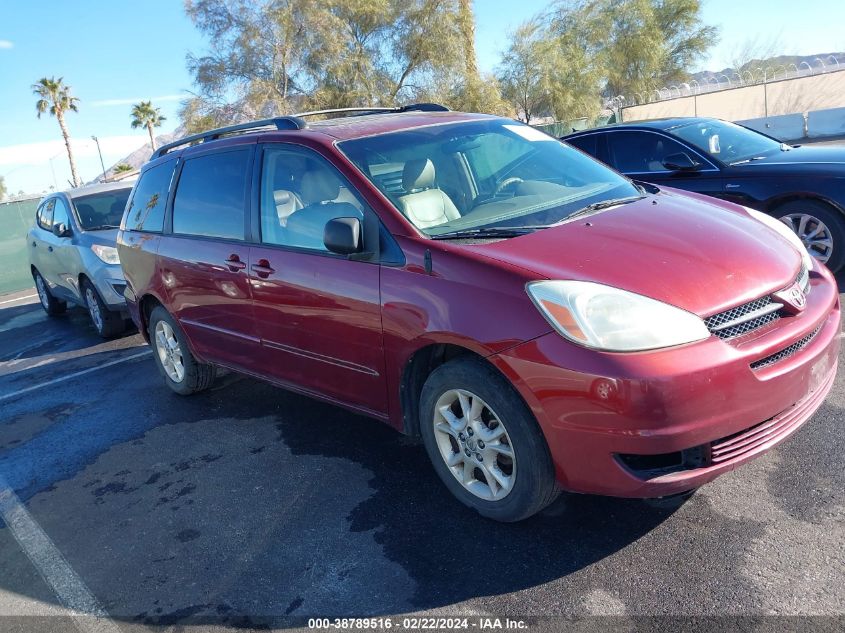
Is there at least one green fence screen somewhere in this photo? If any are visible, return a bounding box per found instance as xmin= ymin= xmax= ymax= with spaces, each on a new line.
xmin=0 ymin=197 xmax=39 ymax=295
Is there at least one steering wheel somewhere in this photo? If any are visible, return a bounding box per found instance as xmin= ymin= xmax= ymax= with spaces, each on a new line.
xmin=494 ymin=176 xmax=524 ymax=196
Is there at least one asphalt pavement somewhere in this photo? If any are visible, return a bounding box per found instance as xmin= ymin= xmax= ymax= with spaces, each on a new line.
xmin=0 ymin=277 xmax=843 ymax=632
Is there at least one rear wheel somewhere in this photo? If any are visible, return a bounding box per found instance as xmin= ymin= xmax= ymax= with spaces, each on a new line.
xmin=774 ymin=199 xmax=845 ymax=272
xmin=419 ymin=357 xmax=558 ymax=522
xmin=82 ymin=279 xmax=125 ymax=339
xmin=148 ymin=306 xmax=215 ymax=395
xmin=33 ymin=270 xmax=66 ymax=316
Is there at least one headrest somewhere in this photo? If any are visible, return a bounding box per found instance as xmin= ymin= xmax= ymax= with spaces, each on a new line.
xmin=274 ymin=190 xmax=295 ymax=205
xmin=402 ymin=159 xmax=435 ymax=192
xmin=301 ymin=170 xmax=341 ymax=204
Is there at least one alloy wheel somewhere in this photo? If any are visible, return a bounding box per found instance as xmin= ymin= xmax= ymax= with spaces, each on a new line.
xmin=780 ymin=213 xmax=833 ymax=263
xmin=85 ymin=287 xmax=103 ymax=333
xmin=154 ymin=320 xmax=185 ymax=383
xmin=432 ymin=389 xmax=516 ymax=501
xmin=35 ymin=275 xmax=49 ymax=309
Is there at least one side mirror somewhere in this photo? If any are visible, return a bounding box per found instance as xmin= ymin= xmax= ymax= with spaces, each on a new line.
xmin=324 ymin=217 xmax=362 ymax=255
xmin=52 ymin=222 xmax=72 ymax=238
xmin=662 ymin=152 xmax=700 ymax=172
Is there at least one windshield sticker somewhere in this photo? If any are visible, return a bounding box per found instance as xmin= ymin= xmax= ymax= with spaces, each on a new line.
xmin=503 ymin=125 xmax=556 ymax=142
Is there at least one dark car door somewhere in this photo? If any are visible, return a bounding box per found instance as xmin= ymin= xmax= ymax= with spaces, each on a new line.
xmin=158 ymin=144 xmax=261 ymax=371
xmin=247 ymin=144 xmax=388 ymax=417
xmin=584 ymin=130 xmax=724 ymax=196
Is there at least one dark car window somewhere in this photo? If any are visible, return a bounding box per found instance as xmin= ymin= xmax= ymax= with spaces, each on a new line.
xmin=73 ymin=189 xmax=131 ymax=230
xmin=36 ymin=199 xmax=55 ymax=230
xmin=53 ymin=197 xmax=71 ymax=227
xmin=260 ymin=146 xmax=363 ymax=252
xmin=606 ymin=131 xmax=692 ymax=173
xmin=172 ymin=150 xmax=250 ymax=241
xmin=125 ymin=162 xmax=176 ymax=233
xmin=566 ymin=134 xmax=599 ymax=158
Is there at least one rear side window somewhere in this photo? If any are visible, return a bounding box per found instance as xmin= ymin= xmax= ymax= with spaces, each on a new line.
xmin=125 ymin=161 xmax=176 ymax=232
xmin=567 ymin=134 xmax=599 ymax=158
xmin=172 ymin=149 xmax=249 ymax=240
xmin=36 ymin=199 xmax=55 ymax=230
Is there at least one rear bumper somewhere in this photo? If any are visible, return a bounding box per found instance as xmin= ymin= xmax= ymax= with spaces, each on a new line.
xmin=491 ymin=265 xmax=841 ymax=498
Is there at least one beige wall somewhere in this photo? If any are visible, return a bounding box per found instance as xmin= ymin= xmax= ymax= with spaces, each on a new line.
xmin=621 ymin=70 xmax=845 ymax=122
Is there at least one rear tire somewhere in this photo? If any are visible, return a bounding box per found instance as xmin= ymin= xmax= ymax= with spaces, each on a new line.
xmin=419 ymin=356 xmax=559 ymax=522
xmin=148 ymin=306 xmax=215 ymax=395
xmin=773 ymin=199 xmax=845 ymax=272
xmin=33 ymin=270 xmax=66 ymax=316
xmin=82 ymin=279 xmax=125 ymax=339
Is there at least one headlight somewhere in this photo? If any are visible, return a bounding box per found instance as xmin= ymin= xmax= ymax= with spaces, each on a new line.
xmin=744 ymin=207 xmax=814 ymax=272
xmin=91 ymin=244 xmax=120 ymax=265
xmin=527 ymin=280 xmax=710 ymax=352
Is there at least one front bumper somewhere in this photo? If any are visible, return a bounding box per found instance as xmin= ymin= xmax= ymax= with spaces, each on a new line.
xmin=490 ymin=265 xmax=841 ymax=498
xmin=88 ymin=263 xmax=127 ymax=311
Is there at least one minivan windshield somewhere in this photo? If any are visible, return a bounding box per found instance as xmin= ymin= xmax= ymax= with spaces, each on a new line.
xmin=338 ymin=119 xmax=641 ymax=237
xmin=72 ymin=189 xmax=132 ymax=230
xmin=672 ymin=119 xmax=785 ymax=165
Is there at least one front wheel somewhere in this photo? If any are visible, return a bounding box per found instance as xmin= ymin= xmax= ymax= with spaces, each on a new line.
xmin=419 ymin=357 xmax=558 ymax=522
xmin=82 ymin=280 xmax=125 ymax=339
xmin=148 ymin=306 xmax=215 ymax=395
xmin=774 ymin=200 xmax=845 ymax=272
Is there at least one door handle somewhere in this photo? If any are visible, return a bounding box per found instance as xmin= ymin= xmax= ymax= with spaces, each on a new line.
xmin=224 ymin=254 xmax=246 ymax=271
xmin=48 ymin=246 xmax=53 ymax=252
xmin=250 ymin=259 xmax=275 ymax=278
xmin=32 ymin=241 xmax=37 ymax=247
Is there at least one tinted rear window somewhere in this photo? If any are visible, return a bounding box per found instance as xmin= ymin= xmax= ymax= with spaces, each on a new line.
xmin=74 ymin=189 xmax=132 ymax=230
xmin=567 ymin=134 xmax=599 ymax=157
xmin=124 ymin=162 xmax=176 ymax=232
xmin=172 ymin=149 xmax=249 ymax=240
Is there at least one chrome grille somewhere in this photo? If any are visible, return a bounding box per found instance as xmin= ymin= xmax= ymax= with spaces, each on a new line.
xmin=796 ymin=261 xmax=810 ymax=293
xmin=704 ymin=297 xmax=780 ymax=340
xmin=750 ymin=325 xmax=822 ymax=370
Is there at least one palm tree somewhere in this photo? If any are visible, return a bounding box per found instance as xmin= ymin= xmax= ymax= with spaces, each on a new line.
xmin=130 ymin=101 xmax=166 ymax=151
xmin=32 ymin=77 xmax=81 ymax=187
xmin=114 ymin=163 xmax=133 ymax=173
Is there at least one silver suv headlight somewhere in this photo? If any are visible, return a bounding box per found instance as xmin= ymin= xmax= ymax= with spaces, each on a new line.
xmin=91 ymin=244 xmax=120 ymax=265
xmin=527 ymin=280 xmax=710 ymax=352
xmin=744 ymin=207 xmax=814 ymax=272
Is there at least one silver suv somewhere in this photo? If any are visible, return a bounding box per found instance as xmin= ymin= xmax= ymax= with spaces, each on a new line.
xmin=28 ymin=181 xmax=135 ymax=338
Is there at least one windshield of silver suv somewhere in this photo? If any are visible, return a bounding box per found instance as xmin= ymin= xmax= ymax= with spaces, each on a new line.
xmin=339 ymin=119 xmax=641 ymax=238
xmin=72 ymin=189 xmax=132 ymax=230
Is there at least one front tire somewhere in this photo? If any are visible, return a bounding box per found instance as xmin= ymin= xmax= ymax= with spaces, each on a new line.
xmin=419 ymin=357 xmax=558 ymax=522
xmin=148 ymin=306 xmax=215 ymax=395
xmin=33 ymin=270 xmax=66 ymax=316
xmin=774 ymin=199 xmax=845 ymax=272
xmin=82 ymin=280 xmax=125 ymax=339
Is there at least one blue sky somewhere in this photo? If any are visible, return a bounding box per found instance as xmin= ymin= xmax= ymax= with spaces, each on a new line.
xmin=1 ymin=0 xmax=844 ymax=194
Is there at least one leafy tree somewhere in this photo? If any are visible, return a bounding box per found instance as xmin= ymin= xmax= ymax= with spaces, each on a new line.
xmin=32 ymin=77 xmax=81 ymax=187
xmin=0 ymin=175 xmax=7 ymax=201
xmin=498 ymin=20 xmax=552 ymax=123
xmin=181 ymin=0 xmax=470 ymax=127
xmin=114 ymin=163 xmax=134 ymax=173
xmin=131 ymin=101 xmax=167 ymax=150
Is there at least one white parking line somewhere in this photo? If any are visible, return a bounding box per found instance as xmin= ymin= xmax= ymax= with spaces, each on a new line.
xmin=0 ymin=293 xmax=37 ymax=306
xmin=0 ymin=350 xmax=151 ymax=403
xmin=0 ymin=475 xmax=121 ymax=633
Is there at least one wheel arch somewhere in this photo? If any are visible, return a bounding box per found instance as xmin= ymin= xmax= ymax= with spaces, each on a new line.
xmin=764 ymin=193 xmax=845 ymax=218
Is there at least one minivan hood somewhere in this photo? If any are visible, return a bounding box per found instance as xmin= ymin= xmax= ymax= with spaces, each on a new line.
xmin=464 ymin=190 xmax=802 ymax=317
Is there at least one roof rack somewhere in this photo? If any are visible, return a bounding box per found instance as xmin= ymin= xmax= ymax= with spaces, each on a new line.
xmin=150 ymin=116 xmax=307 ymax=160
xmin=150 ymin=102 xmax=449 ymax=159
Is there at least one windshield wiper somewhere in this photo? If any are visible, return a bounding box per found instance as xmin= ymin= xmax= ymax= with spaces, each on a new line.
xmin=729 ymin=155 xmax=767 ymax=166
xmin=566 ymin=195 xmax=645 ymax=221
xmin=85 ymin=224 xmax=119 ymax=230
xmin=430 ymin=226 xmax=537 ymax=240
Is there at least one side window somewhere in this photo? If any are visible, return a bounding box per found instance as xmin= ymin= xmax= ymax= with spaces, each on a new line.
xmin=566 ymin=134 xmax=598 ymax=158
xmin=37 ymin=199 xmax=55 ymax=230
xmin=52 ymin=198 xmax=70 ymax=228
xmin=125 ymin=161 xmax=176 ymax=232
xmin=260 ymin=147 xmax=363 ymax=252
xmin=172 ymin=150 xmax=250 ymax=240
xmin=606 ymin=131 xmax=691 ymax=173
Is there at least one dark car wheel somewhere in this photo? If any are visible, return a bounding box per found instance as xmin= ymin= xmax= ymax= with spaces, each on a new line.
xmin=774 ymin=200 xmax=845 ymax=272
xmin=33 ymin=270 xmax=66 ymax=316
xmin=148 ymin=306 xmax=215 ymax=395
xmin=419 ymin=356 xmax=559 ymax=522
xmin=82 ymin=279 xmax=125 ymax=339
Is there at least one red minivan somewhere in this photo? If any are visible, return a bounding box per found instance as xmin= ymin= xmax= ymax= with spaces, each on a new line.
xmin=117 ymin=106 xmax=840 ymax=521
